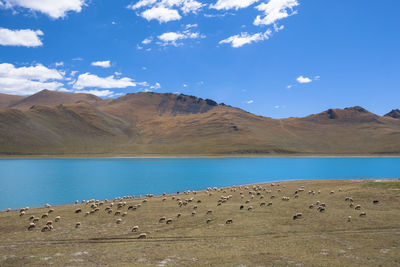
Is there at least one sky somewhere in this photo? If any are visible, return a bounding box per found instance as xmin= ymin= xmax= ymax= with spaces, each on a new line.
xmin=0 ymin=0 xmax=399 ymax=118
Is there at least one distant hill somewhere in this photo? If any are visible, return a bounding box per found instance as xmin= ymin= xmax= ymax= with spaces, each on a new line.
xmin=9 ymin=89 xmax=102 ymax=110
xmin=0 ymin=93 xmax=25 ymax=108
xmin=385 ymin=109 xmax=400 ymax=119
xmin=0 ymin=90 xmax=399 ymax=156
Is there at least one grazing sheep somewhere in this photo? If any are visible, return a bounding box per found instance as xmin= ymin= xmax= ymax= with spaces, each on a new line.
xmin=41 ymin=225 xmax=51 ymax=232
xmin=330 ymin=191 xmax=335 ymax=195
xmin=294 ymin=194 xmax=299 ymax=199
xmin=267 ymin=202 xmax=272 ymax=206
xmin=166 ymin=218 xmax=173 ymax=224
xmin=19 ymin=211 xmax=25 ymax=216
xmin=85 ymin=211 xmax=90 ymax=216
xmin=29 ymin=215 xmax=35 ymax=221
xmin=245 ymin=200 xmax=250 ymax=204
xmin=226 ymin=219 xmax=233 ymax=224
xmin=349 ymin=203 xmax=354 ymax=208
xmin=260 ymin=202 xmax=266 ymax=207
xmin=296 ymin=213 xmax=303 ymax=218
xmin=162 ymin=198 xmax=167 ymax=201
xmin=32 ymin=217 xmax=39 ymax=223
xmin=197 ymin=200 xmax=202 ymax=203
xmin=345 ymin=197 xmax=350 ymax=201
xmin=55 ymin=216 xmax=61 ymax=222
xmin=271 ymin=195 xmax=276 ymax=199
xmin=122 ymin=212 xmax=128 ymax=217
xmin=240 ymin=205 xmax=244 ymax=210
xmin=46 ymin=221 xmax=53 ymax=226
xmin=177 ymin=213 xmax=182 ymax=218
xmin=293 ymin=215 xmax=298 ymax=220
xmin=159 ymin=216 xmax=166 ymax=223
xmin=116 ymin=219 xmax=122 ymax=224
xmin=41 ymin=213 xmax=48 ymax=219
xmin=359 ymin=212 xmax=366 ymax=217
xmin=206 ymin=210 xmax=212 ymax=214
xmin=107 ymin=209 xmax=113 ymax=214
xmin=138 ymin=233 xmax=147 ymax=239
xmin=317 ymin=206 xmax=325 ymax=212
xmin=347 ymin=216 xmax=352 ymax=222
xmin=115 ymin=211 xmax=121 ymax=216
xmin=45 ymin=203 xmax=51 ymax=208
xmin=355 ymin=205 xmax=361 ymax=210
xmin=191 ymin=211 xmax=196 ymax=216
xmin=309 ymin=204 xmax=314 ymax=209
xmin=248 ymin=206 xmax=253 ymax=211
xmin=131 ymin=226 xmax=139 ymax=232
xmin=28 ymin=222 xmax=35 ymax=231
xmin=206 ymin=218 xmax=212 ymax=224
xmin=373 ymin=200 xmax=379 ymax=204
xmin=75 ymin=222 xmax=81 ymax=228
xmin=75 ymin=208 xmax=82 ymax=213
xmin=193 ymin=206 xmax=198 ymax=210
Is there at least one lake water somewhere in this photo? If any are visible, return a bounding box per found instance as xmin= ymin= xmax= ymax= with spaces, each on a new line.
xmin=0 ymin=157 xmax=399 ymax=210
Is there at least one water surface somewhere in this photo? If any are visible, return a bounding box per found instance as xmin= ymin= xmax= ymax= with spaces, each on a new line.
xmin=0 ymin=157 xmax=399 ymax=209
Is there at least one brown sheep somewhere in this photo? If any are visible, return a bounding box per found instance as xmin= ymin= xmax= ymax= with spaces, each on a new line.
xmin=41 ymin=213 xmax=48 ymax=219
xmin=359 ymin=212 xmax=366 ymax=217
xmin=166 ymin=218 xmax=173 ymax=224
xmin=355 ymin=205 xmax=361 ymax=210
xmin=240 ymin=205 xmax=244 ymax=210
xmin=177 ymin=213 xmax=182 ymax=218
xmin=206 ymin=210 xmax=212 ymax=214
xmin=248 ymin=206 xmax=253 ymax=211
xmin=41 ymin=225 xmax=51 ymax=232
xmin=206 ymin=218 xmax=212 ymax=224
xmin=19 ymin=211 xmax=25 ymax=216
xmin=122 ymin=212 xmax=128 ymax=217
xmin=55 ymin=216 xmax=61 ymax=222
xmin=48 ymin=208 xmax=55 ymax=213
xmin=46 ymin=221 xmax=53 ymax=226
xmin=75 ymin=222 xmax=81 ymax=228
xmin=116 ymin=218 xmax=122 ymax=224
xmin=159 ymin=216 xmax=166 ymax=222
xmin=32 ymin=217 xmax=39 ymax=223
xmin=115 ymin=211 xmax=121 ymax=216
xmin=75 ymin=208 xmax=82 ymax=213
xmin=260 ymin=202 xmax=266 ymax=207
xmin=309 ymin=204 xmax=314 ymax=209
xmin=191 ymin=211 xmax=196 ymax=216
xmin=131 ymin=226 xmax=139 ymax=232
xmin=226 ymin=219 xmax=233 ymax=224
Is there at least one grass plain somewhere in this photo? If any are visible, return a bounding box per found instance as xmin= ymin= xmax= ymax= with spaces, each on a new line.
xmin=0 ymin=179 xmax=399 ymax=266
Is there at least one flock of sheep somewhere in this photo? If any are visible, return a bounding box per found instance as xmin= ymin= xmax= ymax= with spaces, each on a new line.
xmin=7 ymin=182 xmax=377 ymax=239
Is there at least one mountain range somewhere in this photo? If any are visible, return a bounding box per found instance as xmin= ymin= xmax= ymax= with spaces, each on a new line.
xmin=0 ymin=89 xmax=399 ymax=156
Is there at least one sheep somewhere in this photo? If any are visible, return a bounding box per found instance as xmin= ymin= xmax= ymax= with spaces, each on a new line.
xmin=131 ymin=226 xmax=139 ymax=232
xmin=41 ymin=213 xmax=48 ymax=219
xmin=260 ymin=202 xmax=266 ymax=207
xmin=32 ymin=217 xmax=39 ymax=223
xmin=29 ymin=215 xmax=35 ymax=221
xmin=245 ymin=200 xmax=250 ymax=204
xmin=197 ymin=200 xmax=202 ymax=203
xmin=122 ymin=212 xmax=128 ymax=217
xmin=75 ymin=208 xmax=82 ymax=213
xmin=248 ymin=206 xmax=253 ymax=211
xmin=177 ymin=213 xmax=182 ymax=218
xmin=107 ymin=209 xmax=113 ymax=214
xmin=75 ymin=222 xmax=81 ymax=228
xmin=128 ymin=205 xmax=137 ymax=210
xmin=55 ymin=216 xmax=61 ymax=222
xmin=28 ymin=222 xmax=35 ymax=231
xmin=347 ymin=216 xmax=352 ymax=222
xmin=162 ymin=198 xmax=167 ymax=201
xmin=206 ymin=210 xmax=213 ymax=214
xmin=309 ymin=204 xmax=314 ymax=209
xmin=45 ymin=203 xmax=51 ymax=208
xmin=295 ymin=213 xmax=303 ymax=218
xmin=166 ymin=218 xmax=173 ymax=224
xmin=191 ymin=211 xmax=196 ymax=216
xmin=115 ymin=211 xmax=121 ymax=216
xmin=85 ymin=211 xmax=90 ymax=216
xmin=226 ymin=219 xmax=233 ymax=224
xmin=355 ymin=205 xmax=361 ymax=210
xmin=19 ymin=211 xmax=25 ymax=216
xmin=373 ymin=200 xmax=379 ymax=204
xmin=317 ymin=206 xmax=325 ymax=212
xmin=116 ymin=218 xmax=122 ymax=224
xmin=267 ymin=202 xmax=272 ymax=206
xmin=293 ymin=215 xmax=298 ymax=220
xmin=138 ymin=233 xmax=147 ymax=239
xmin=349 ymin=203 xmax=354 ymax=208
xmin=193 ymin=206 xmax=198 ymax=210
xmin=330 ymin=191 xmax=335 ymax=195
xmin=41 ymin=225 xmax=51 ymax=232
xmin=206 ymin=218 xmax=212 ymax=224
xmin=271 ymin=195 xmax=276 ymax=199
xmin=240 ymin=205 xmax=244 ymax=210
xmin=159 ymin=216 xmax=166 ymax=223
xmin=294 ymin=194 xmax=299 ymax=199
xmin=359 ymin=212 xmax=366 ymax=217
xmin=45 ymin=221 xmax=53 ymax=226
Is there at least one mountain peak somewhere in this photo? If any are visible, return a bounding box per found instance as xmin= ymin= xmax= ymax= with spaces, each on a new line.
xmin=384 ymin=109 xmax=400 ymax=119
xmin=305 ymin=106 xmax=379 ymax=123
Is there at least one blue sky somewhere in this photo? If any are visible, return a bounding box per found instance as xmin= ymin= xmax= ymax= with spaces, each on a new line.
xmin=0 ymin=0 xmax=399 ymax=118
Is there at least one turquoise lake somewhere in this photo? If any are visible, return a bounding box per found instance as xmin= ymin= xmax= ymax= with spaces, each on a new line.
xmin=0 ymin=157 xmax=399 ymax=210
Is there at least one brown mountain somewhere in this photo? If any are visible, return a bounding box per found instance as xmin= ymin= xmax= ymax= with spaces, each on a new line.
xmin=0 ymin=91 xmax=399 ymax=156
xmin=0 ymin=93 xmax=25 ymax=108
xmin=9 ymin=89 xmax=102 ymax=110
xmin=385 ymin=109 xmax=400 ymax=119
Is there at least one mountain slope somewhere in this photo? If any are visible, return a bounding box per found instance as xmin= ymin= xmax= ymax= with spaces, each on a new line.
xmin=0 ymin=91 xmax=399 ymax=156
xmin=10 ymin=89 xmax=102 ymax=110
xmin=0 ymin=93 xmax=25 ymax=108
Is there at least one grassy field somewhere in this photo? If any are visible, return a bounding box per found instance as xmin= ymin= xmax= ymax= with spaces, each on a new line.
xmin=0 ymin=179 xmax=399 ymax=266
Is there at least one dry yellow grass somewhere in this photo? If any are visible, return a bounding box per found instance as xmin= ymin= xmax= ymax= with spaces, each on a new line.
xmin=0 ymin=179 xmax=399 ymax=266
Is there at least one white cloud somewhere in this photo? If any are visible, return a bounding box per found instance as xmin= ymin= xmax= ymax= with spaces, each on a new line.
xmin=128 ymin=0 xmax=204 ymax=23
xmin=76 ymin=89 xmax=115 ymax=97
xmin=140 ymin=6 xmax=182 ymax=23
xmin=150 ymin=82 xmax=161 ymax=89
xmin=254 ymin=0 xmax=299 ymax=26
xmin=296 ymin=75 xmax=312 ymax=83
xmin=246 ymin=100 xmax=254 ymax=104
xmin=0 ymin=63 xmax=64 ymax=95
xmin=1 ymin=0 xmax=86 ymax=19
xmin=314 ymin=75 xmax=320 ymax=80
xmin=55 ymin=61 xmax=64 ymax=67
xmin=114 ymin=72 xmax=122 ymax=76
xmin=211 ymin=0 xmax=259 ymax=10
xmin=157 ymin=30 xmax=205 ymax=46
xmin=219 ymin=30 xmax=271 ymax=48
xmin=91 ymin=60 xmax=111 ymax=68
xmin=142 ymin=37 xmax=153 ymax=45
xmin=0 ymin=28 xmax=43 ymax=47
xmin=286 ymin=84 xmax=292 ymax=89
xmin=73 ymin=73 xmax=137 ymax=90
xmin=185 ymin=23 xmax=198 ymax=29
